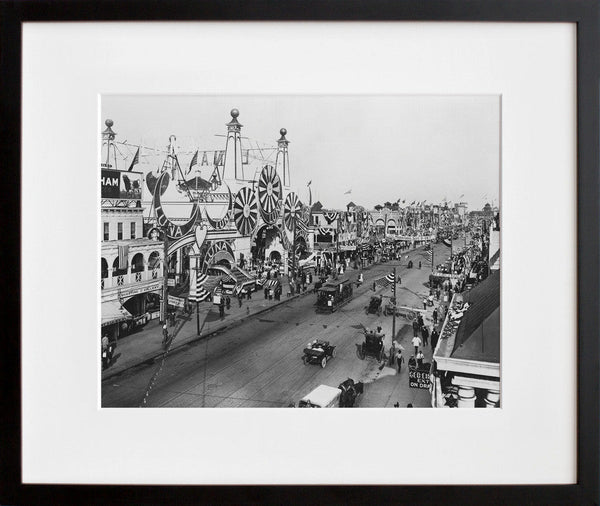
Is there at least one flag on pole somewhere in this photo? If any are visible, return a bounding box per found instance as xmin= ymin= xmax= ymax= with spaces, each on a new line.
xmin=307 ymin=180 xmax=312 ymax=186
xmin=344 ymin=189 xmax=352 ymax=194
xmin=127 ymin=148 xmax=139 ymax=171
xmin=187 ymin=150 xmax=199 ymax=175
xmin=375 ymin=271 xmax=396 ymax=287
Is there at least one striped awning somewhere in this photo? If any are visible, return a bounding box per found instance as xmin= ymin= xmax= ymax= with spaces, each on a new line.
xmin=101 ymin=300 xmax=132 ymax=327
xmin=264 ymin=279 xmax=281 ymax=289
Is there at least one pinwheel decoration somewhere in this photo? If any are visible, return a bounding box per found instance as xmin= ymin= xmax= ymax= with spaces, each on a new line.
xmin=257 ymin=165 xmax=282 ymax=224
xmin=233 ymin=186 xmax=258 ymax=236
xmin=283 ymin=192 xmax=301 ymax=231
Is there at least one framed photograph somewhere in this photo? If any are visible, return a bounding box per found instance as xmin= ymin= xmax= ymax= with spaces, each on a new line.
xmin=3 ymin=1 xmax=598 ymax=504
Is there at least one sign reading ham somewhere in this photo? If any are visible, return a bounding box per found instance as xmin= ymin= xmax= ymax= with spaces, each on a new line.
xmin=101 ymin=169 xmax=143 ymax=200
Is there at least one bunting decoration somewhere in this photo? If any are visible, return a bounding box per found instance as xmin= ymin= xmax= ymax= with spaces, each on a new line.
xmin=318 ymin=227 xmax=333 ymax=236
xmin=152 ymin=172 xmax=201 ymax=239
xmin=375 ymin=272 xmax=396 ymax=288
xmin=324 ymin=211 xmax=339 ymax=224
xmin=296 ymin=217 xmax=309 ymax=239
xmin=205 ymin=185 xmax=232 ymax=230
xmin=283 ymin=192 xmax=301 ymax=231
xmin=257 ymin=165 xmax=282 ymax=225
xmin=233 ymin=186 xmax=258 ymax=235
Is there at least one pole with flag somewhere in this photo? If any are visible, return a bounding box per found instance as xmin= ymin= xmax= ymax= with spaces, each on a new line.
xmin=128 ymin=147 xmax=140 ymax=171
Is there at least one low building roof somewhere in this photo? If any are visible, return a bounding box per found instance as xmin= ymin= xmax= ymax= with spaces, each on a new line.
xmin=451 ymin=270 xmax=500 ymax=363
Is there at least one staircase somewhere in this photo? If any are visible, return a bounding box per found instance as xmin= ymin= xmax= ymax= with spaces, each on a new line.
xmin=207 ymin=264 xmax=257 ymax=294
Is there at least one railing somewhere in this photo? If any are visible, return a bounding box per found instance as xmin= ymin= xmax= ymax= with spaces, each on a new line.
xmin=101 ymin=267 xmax=163 ymax=290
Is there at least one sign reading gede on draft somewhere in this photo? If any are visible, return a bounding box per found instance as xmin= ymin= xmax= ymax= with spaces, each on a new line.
xmin=101 ymin=169 xmax=143 ymax=200
xmin=408 ymin=368 xmax=431 ymax=390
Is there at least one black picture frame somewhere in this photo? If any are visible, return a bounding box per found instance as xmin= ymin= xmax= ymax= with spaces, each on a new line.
xmin=1 ymin=1 xmax=598 ymax=504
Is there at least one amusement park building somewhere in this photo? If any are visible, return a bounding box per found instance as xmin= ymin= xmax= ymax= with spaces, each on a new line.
xmin=135 ymin=109 xmax=313 ymax=296
xmin=100 ymin=120 xmax=165 ymax=341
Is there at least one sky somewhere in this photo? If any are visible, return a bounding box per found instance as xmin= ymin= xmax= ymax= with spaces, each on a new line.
xmin=102 ymin=95 xmax=500 ymax=210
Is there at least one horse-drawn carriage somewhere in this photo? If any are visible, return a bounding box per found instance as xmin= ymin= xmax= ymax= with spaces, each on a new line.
xmin=302 ymin=340 xmax=336 ymax=368
xmin=366 ymin=295 xmax=383 ymax=316
xmin=358 ymin=329 xmax=386 ymax=362
xmin=315 ymin=278 xmax=353 ymax=313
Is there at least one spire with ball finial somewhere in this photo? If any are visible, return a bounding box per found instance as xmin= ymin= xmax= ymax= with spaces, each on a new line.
xmin=223 ymin=108 xmax=244 ymax=179
xmin=276 ymin=127 xmax=290 ymax=187
xmin=101 ymin=119 xmax=117 ymax=168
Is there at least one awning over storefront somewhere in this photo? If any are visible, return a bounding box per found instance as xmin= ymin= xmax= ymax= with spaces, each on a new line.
xmin=101 ymin=300 xmax=133 ymax=327
xmin=264 ymin=279 xmax=281 ymax=289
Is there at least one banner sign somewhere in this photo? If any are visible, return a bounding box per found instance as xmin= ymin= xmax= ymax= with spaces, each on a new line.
xmin=118 ymin=281 xmax=162 ymax=298
xmin=409 ymin=368 xmax=431 ymax=390
xmin=101 ymin=169 xmax=143 ymax=200
xmin=167 ymin=295 xmax=186 ymax=308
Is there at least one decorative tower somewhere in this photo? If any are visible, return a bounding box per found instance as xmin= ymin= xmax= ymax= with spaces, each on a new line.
xmin=101 ymin=119 xmax=116 ymax=169
xmin=222 ymin=108 xmax=244 ymax=180
xmin=275 ymin=128 xmax=290 ymax=187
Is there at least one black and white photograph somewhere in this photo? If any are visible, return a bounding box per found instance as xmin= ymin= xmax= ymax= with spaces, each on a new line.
xmin=101 ymin=95 xmax=500 ymax=408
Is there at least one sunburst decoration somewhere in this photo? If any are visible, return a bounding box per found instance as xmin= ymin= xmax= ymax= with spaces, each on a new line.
xmin=283 ymin=192 xmax=301 ymax=231
xmin=233 ymin=186 xmax=258 ymax=236
xmin=257 ymin=165 xmax=282 ymax=225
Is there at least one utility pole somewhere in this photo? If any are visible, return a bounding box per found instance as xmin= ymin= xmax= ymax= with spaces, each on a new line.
xmin=392 ymin=266 xmax=397 ymax=344
xmin=160 ymin=225 xmax=169 ymax=324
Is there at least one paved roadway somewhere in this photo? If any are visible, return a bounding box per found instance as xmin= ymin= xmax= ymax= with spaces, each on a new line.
xmin=102 ymin=242 xmax=451 ymax=408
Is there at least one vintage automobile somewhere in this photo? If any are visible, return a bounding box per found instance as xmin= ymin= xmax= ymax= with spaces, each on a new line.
xmin=297 ymin=378 xmax=364 ymax=408
xmin=366 ymin=295 xmax=383 ymax=316
xmin=358 ymin=329 xmax=386 ymax=362
xmin=315 ymin=277 xmax=353 ymax=313
xmin=302 ymin=340 xmax=336 ymax=368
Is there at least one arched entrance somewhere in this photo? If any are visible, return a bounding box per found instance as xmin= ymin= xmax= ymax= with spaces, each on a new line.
xmin=269 ymin=250 xmax=281 ymax=262
xmin=252 ymin=225 xmax=284 ymax=263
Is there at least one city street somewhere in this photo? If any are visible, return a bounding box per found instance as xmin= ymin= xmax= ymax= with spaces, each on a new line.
xmin=102 ymin=242 xmax=450 ymax=408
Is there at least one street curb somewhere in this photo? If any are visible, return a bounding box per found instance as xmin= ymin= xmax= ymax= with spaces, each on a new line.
xmin=102 ymin=288 xmax=314 ymax=381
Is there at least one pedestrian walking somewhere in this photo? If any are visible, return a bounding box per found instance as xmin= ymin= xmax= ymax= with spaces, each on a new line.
xmin=264 ymin=287 xmax=268 ymax=299
xmin=431 ymin=327 xmax=439 ymax=351
xmin=411 ymin=335 xmax=422 ymax=355
xmin=416 ymin=350 xmax=424 ymax=367
xmin=372 ymin=281 xmax=376 ymax=292
xmin=412 ymin=320 xmax=419 ymax=337
xmin=225 ymin=295 xmax=231 ymax=310
xmin=422 ymin=326 xmax=429 ymax=346
xmin=237 ymin=292 xmax=243 ymax=308
xmin=396 ymin=349 xmax=405 ymax=373
xmin=433 ymin=308 xmax=438 ymax=325
xmin=422 ymin=298 xmax=427 ymax=310
xmin=417 ymin=313 xmax=424 ymax=329
xmin=219 ymin=299 xmax=225 ymax=319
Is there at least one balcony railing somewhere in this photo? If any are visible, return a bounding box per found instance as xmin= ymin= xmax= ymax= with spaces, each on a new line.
xmin=101 ymin=267 xmax=163 ymax=290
